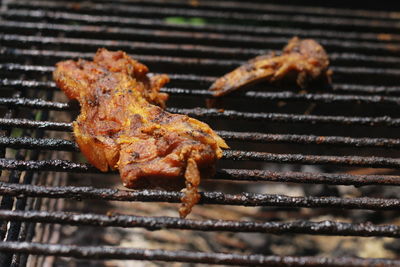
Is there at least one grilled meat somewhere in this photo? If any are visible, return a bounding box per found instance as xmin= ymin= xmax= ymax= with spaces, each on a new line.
xmin=209 ymin=37 xmax=332 ymax=97
xmin=54 ymin=48 xmax=228 ymax=218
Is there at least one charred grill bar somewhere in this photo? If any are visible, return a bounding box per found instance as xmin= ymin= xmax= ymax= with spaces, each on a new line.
xmin=2 ymin=183 xmax=400 ymax=212
xmin=2 ymin=241 xmax=400 ymax=267
xmin=1 ymin=0 xmax=400 ymax=266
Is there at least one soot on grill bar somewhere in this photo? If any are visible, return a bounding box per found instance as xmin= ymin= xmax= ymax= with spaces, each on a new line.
xmin=1 ymin=1 xmax=400 ymax=266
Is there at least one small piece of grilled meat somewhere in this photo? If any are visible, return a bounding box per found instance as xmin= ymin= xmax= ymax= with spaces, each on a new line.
xmin=209 ymin=37 xmax=332 ymax=97
xmin=54 ymin=48 xmax=228 ymax=218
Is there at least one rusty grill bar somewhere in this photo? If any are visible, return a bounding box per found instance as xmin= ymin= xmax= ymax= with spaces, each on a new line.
xmin=1 ymin=0 xmax=400 ymax=266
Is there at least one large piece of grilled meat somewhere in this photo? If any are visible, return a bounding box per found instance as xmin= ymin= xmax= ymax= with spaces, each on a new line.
xmin=54 ymin=48 xmax=228 ymax=218
xmin=209 ymin=37 xmax=332 ymax=97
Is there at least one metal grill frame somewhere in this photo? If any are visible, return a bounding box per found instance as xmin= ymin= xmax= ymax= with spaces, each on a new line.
xmin=1 ymin=0 xmax=400 ymax=266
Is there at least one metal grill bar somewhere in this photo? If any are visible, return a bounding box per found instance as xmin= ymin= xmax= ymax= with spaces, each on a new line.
xmin=3 ymin=49 xmax=400 ymax=87
xmin=2 ymin=112 xmax=400 ymax=133
xmin=3 ymin=86 xmax=400 ymax=111
xmin=2 ymin=35 xmax=400 ymax=72
xmin=3 ymin=48 xmax=400 ymax=78
xmin=0 ymin=48 xmax=239 ymax=69
xmin=0 ymin=118 xmax=71 ymax=131
xmin=0 ymin=137 xmax=77 ymax=151
xmin=0 ymin=22 xmax=398 ymax=60
xmin=1 ymin=182 xmax=400 ymax=210
xmin=3 ymin=66 xmax=400 ymax=96
xmin=0 ymin=20 xmax=289 ymax=50
xmin=0 ymin=34 xmax=264 ymax=59
xmin=3 ymin=9 xmax=400 ymax=44
xmin=0 ymin=72 xmax=55 ymax=265
xmin=1 ymin=151 xmax=400 ymax=176
xmin=0 ymin=90 xmax=22 ymax=240
xmin=0 ymin=70 xmax=30 ymax=265
xmin=0 ymin=48 xmax=52 ymax=264
xmin=0 ymin=79 xmax=55 ymax=90
xmin=0 ymin=73 xmax=217 ymax=87
xmin=9 ymin=99 xmax=56 ymax=266
xmin=2 ymin=117 xmax=400 ymax=167
xmin=3 ymin=92 xmax=400 ymax=112
xmin=9 ymin=1 xmax=400 ymax=33
xmin=218 ymin=131 xmax=400 ymax=148
xmin=0 ymin=63 xmax=53 ymax=73
xmin=1 ymin=157 xmax=400 ymax=186
xmin=216 ymin=169 xmax=400 ymax=186
xmin=91 ymin=0 xmax=400 ymax=21
xmin=2 ymin=131 xmax=400 ymax=152
xmin=0 ymin=242 xmax=397 ymax=266
xmin=223 ymin=151 xmax=400 ymax=168
xmin=0 ymin=210 xmax=400 ymax=237
xmin=0 ymin=97 xmax=69 ymax=110
xmin=2 ymin=24 xmax=400 ymax=59
xmin=331 ymin=84 xmax=400 ymax=95
xmin=170 ymin=107 xmax=400 ymax=126
xmin=0 ymin=158 xmax=97 ymax=173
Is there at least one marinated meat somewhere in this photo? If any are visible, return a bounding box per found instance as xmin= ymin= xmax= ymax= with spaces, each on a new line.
xmin=54 ymin=48 xmax=228 ymax=218
xmin=209 ymin=37 xmax=332 ymax=97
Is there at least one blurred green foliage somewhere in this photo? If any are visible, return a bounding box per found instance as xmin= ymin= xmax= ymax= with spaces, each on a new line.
xmin=165 ymin=17 xmax=206 ymax=26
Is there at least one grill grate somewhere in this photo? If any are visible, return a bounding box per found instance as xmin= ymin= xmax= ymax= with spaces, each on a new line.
xmin=1 ymin=0 xmax=400 ymax=266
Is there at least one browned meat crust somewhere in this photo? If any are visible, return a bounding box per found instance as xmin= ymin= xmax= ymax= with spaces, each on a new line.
xmin=54 ymin=48 xmax=228 ymax=218
xmin=209 ymin=37 xmax=332 ymax=97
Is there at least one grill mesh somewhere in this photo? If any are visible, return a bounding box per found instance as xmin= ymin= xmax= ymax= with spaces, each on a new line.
xmin=1 ymin=0 xmax=400 ymax=266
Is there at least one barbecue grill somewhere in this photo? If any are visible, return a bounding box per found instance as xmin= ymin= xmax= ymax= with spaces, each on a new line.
xmin=1 ymin=0 xmax=400 ymax=266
